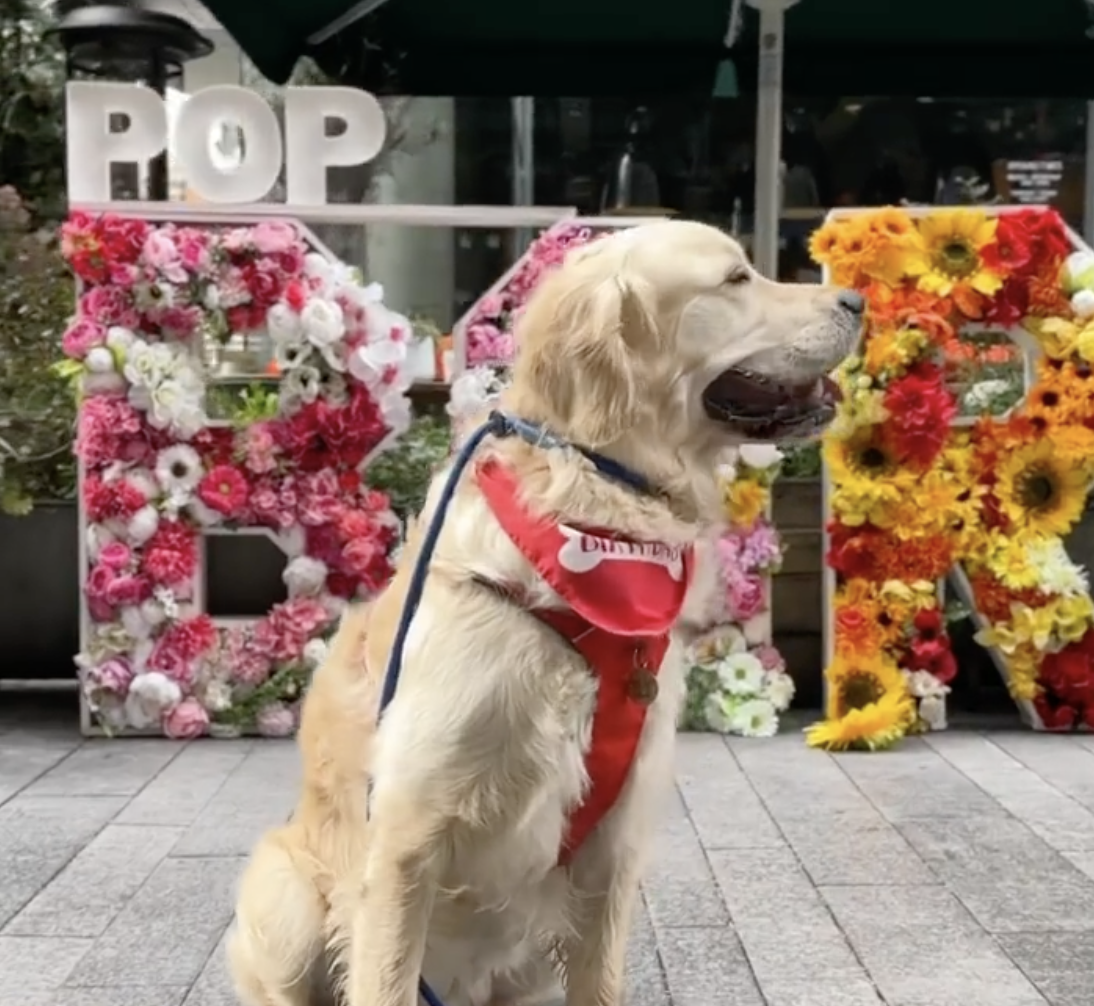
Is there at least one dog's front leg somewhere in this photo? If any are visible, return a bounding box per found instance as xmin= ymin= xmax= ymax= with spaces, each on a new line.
xmin=561 ymin=848 xmax=644 ymax=1006
xmin=345 ymin=792 xmax=441 ymax=1006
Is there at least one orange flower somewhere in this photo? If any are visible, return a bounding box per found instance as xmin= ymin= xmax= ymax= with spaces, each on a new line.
xmin=873 ymin=534 xmax=955 ymax=582
xmin=1027 ymin=267 xmax=1072 ymax=317
xmin=834 ymin=602 xmax=886 ymax=659
xmin=968 ymin=571 xmax=1049 ymax=624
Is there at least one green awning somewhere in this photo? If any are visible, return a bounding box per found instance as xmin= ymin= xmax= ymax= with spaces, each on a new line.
xmin=198 ymin=0 xmax=1094 ymax=95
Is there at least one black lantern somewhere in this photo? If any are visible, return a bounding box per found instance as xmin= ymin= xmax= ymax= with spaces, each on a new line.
xmin=49 ymin=2 xmax=213 ymax=199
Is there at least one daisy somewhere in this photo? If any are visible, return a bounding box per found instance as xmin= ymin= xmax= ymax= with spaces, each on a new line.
xmin=155 ymin=444 xmax=203 ymax=494
xmin=731 ymin=698 xmax=779 ymax=738
xmin=763 ymin=670 xmax=796 ymax=713
xmin=716 ymin=651 xmax=765 ymax=697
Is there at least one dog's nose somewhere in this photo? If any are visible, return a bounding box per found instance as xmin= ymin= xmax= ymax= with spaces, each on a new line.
xmin=837 ymin=290 xmax=865 ymax=315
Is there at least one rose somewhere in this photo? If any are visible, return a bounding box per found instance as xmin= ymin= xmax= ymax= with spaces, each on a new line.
xmin=300 ymin=299 xmax=346 ymax=348
xmin=147 ymin=636 xmax=194 ymax=686
xmin=86 ymin=563 xmax=117 ymax=601
xmin=753 ymin=644 xmax=785 ymax=673
xmin=162 ymin=698 xmax=210 ymax=740
xmin=105 ymin=574 xmax=150 ymax=608
xmin=93 ymin=656 xmax=134 ymax=694
xmin=283 ymin=556 xmax=328 ymax=597
xmin=727 ymin=573 xmax=766 ymax=623
xmin=255 ymin=701 xmax=296 ymax=738
xmin=98 ymin=541 xmax=132 ymax=571
xmin=62 ymin=319 xmax=106 ymax=359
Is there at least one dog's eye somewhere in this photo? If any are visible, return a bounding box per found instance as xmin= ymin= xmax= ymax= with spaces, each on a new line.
xmin=725 ymin=269 xmax=751 ymax=286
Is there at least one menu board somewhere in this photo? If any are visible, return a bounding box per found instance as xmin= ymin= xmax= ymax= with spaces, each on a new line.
xmin=1002 ymin=159 xmax=1065 ymax=203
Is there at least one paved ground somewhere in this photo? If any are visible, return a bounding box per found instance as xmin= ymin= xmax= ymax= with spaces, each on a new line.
xmin=3 ymin=693 xmax=1094 ymax=1006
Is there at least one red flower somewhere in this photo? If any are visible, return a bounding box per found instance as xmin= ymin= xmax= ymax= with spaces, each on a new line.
xmin=881 ymin=363 xmax=957 ymax=467
xmin=913 ymin=607 xmax=944 ymax=641
xmin=1040 ymin=640 xmax=1094 ymax=707
xmin=1034 ymin=695 xmax=1078 ymax=732
xmin=284 ymin=279 xmax=308 ymax=313
xmin=983 ymin=279 xmax=1029 ymax=327
xmin=826 ymin=521 xmax=884 ymax=580
xmin=82 ymin=475 xmax=146 ymax=523
xmin=141 ymin=520 xmax=198 ymax=587
xmin=160 ymin=614 xmax=219 ymax=663
xmin=982 ymin=217 xmax=1032 ymax=275
xmin=907 ymin=635 xmax=958 ymax=685
xmin=199 ymin=464 xmax=250 ymax=517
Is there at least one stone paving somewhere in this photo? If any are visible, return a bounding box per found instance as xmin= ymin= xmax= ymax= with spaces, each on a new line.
xmin=4 ymin=693 xmax=1094 ymax=1006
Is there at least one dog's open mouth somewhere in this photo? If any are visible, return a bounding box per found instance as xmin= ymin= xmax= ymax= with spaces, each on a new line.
xmin=702 ymin=367 xmax=843 ymax=439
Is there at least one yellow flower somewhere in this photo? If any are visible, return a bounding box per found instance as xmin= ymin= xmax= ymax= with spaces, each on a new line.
xmin=911 ymin=210 xmax=1003 ymax=298
xmin=1006 ymin=645 xmax=1043 ymax=700
xmin=826 ymin=432 xmax=917 ymax=528
xmin=863 ymin=326 xmax=932 ymax=377
xmin=724 ymin=479 xmax=768 ymax=528
xmin=1033 ymin=317 xmax=1080 ymax=359
xmin=983 ymin=531 xmax=1042 ymax=590
xmin=996 ymin=440 xmax=1088 ymax=538
xmin=805 ymin=654 xmax=914 ymax=751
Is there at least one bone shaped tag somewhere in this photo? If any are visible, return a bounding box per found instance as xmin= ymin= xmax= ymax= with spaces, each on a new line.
xmin=556 ymin=525 xmax=685 ymax=581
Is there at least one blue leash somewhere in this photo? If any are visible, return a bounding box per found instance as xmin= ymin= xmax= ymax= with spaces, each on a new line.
xmin=373 ymin=409 xmax=653 ymax=1006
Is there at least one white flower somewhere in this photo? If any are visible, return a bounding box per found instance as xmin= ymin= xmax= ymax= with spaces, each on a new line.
xmin=1026 ymin=538 xmax=1089 ymax=596
xmin=105 ymin=326 xmax=136 ymax=352
xmin=763 ymin=670 xmax=796 ymax=712
xmin=85 ymin=346 xmax=115 ymax=374
xmin=730 ymin=698 xmax=779 ymax=738
xmin=139 ymin=597 xmax=166 ymax=628
xmin=86 ymin=523 xmax=116 ymax=562
xmin=155 ymin=445 xmax=203 ymax=494
xmin=963 ymin=378 xmax=1011 ymax=412
xmin=267 ymin=302 xmax=303 ymax=346
xmin=154 ymin=586 xmax=179 ymax=620
xmin=283 ymin=556 xmax=328 ymax=597
xmin=716 ymin=652 xmax=765 ymax=696
xmin=348 ymin=338 xmax=407 ymax=390
xmin=703 ymin=693 xmax=736 ymax=733
xmin=303 ymin=252 xmax=335 ymax=290
xmin=904 ymin=669 xmax=949 ymax=699
xmin=738 ymin=443 xmax=784 ymax=471
xmin=300 ymin=299 xmax=346 ymax=349
xmin=82 ymin=372 xmax=126 ymax=396
xmin=1064 ymin=250 xmax=1094 ymax=290
xmin=282 ymin=365 xmax=322 ymax=406
xmin=124 ymin=671 xmax=181 ymax=730
xmin=1073 ymin=289 xmax=1094 ymax=319
xmin=119 ymin=605 xmax=152 ymax=640
xmin=203 ymin=678 xmax=233 ymax=713
xmin=127 ymin=505 xmax=160 ymax=545
xmin=447 ymin=367 xmax=506 ymax=424
xmin=716 ymin=460 xmax=738 ymax=484
xmin=303 ymin=638 xmax=329 ymax=669
xmin=202 ymin=284 xmax=221 ymax=311
xmin=919 ymin=693 xmax=948 ymax=731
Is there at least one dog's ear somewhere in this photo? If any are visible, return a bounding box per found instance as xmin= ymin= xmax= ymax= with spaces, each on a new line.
xmin=517 ymin=259 xmax=659 ymax=448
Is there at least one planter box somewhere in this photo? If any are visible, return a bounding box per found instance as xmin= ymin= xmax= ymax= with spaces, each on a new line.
xmin=0 ymin=503 xmax=80 ymax=679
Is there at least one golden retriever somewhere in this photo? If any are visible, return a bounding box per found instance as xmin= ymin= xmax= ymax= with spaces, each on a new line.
xmin=227 ymin=220 xmax=862 ymax=1006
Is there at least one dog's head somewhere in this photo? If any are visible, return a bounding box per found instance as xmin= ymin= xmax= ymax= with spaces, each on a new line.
xmin=509 ymin=220 xmax=861 ymax=454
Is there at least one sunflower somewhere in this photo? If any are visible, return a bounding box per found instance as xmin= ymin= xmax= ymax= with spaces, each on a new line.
xmin=996 ymin=440 xmax=1088 ymax=537
xmin=804 ymin=654 xmax=914 ymax=751
xmin=911 ymin=210 xmax=1004 ymax=299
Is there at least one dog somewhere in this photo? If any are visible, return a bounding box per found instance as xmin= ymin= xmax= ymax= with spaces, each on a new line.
xmin=227 ymin=220 xmax=862 ymax=1006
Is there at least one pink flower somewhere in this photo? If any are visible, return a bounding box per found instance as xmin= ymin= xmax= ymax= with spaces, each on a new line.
xmin=62 ymin=318 xmax=106 ymax=359
xmin=86 ymin=563 xmax=116 ymax=601
xmin=242 ymin=423 xmax=277 ymax=474
xmin=476 ymin=293 xmax=504 ymax=317
xmin=176 ymin=229 xmax=211 ymax=273
xmin=91 ymin=656 xmax=133 ymax=694
xmin=198 ymin=464 xmax=249 ymax=517
xmin=250 ymin=221 xmax=299 ymax=255
xmin=753 ymin=644 xmax=786 ymax=673
xmin=104 ymin=574 xmax=150 ymax=608
xmin=727 ymin=573 xmax=767 ymax=623
xmin=147 ymin=636 xmax=194 ymax=687
xmin=79 ymin=285 xmax=138 ymax=328
xmin=162 ymin=698 xmax=209 ymax=739
xmin=98 ymin=541 xmax=132 ymax=571
xmin=142 ymin=230 xmax=188 ymax=283
xmin=255 ymin=701 xmax=296 ymax=738
xmin=223 ymin=627 xmax=272 ymax=686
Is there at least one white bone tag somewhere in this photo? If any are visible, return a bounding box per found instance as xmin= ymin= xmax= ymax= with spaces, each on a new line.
xmin=556 ymin=525 xmax=685 ymax=580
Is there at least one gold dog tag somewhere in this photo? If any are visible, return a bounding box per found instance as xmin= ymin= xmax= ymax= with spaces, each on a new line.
xmin=628 ymin=647 xmax=659 ymax=705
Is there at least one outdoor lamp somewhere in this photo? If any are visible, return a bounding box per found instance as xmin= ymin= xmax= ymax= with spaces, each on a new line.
xmin=49 ymin=2 xmax=212 ymax=199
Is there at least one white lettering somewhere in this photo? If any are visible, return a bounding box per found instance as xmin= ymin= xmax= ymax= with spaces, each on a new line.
xmin=65 ymin=81 xmax=388 ymax=205
xmin=558 ymin=525 xmax=684 ymax=579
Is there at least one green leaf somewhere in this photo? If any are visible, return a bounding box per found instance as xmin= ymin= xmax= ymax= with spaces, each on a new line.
xmin=0 ymin=482 xmax=34 ymax=516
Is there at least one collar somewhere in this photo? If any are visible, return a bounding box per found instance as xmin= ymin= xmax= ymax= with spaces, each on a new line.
xmin=490 ymin=411 xmax=657 ymax=497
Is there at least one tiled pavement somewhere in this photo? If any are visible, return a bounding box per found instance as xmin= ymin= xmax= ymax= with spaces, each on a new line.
xmin=4 ymin=694 xmax=1094 ymax=1006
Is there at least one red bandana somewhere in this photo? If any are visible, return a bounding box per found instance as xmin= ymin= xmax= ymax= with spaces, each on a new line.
xmin=476 ymin=460 xmax=694 ymax=859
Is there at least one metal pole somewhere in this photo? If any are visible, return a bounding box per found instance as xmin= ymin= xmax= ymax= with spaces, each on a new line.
xmin=1084 ymin=100 xmax=1094 ymax=243
xmin=511 ymin=96 xmax=535 ymax=256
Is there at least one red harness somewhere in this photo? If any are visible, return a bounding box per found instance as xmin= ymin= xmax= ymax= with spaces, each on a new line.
xmin=476 ymin=461 xmax=694 ymax=862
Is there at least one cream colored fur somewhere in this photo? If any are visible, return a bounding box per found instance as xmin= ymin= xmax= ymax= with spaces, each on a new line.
xmin=227 ymin=221 xmax=859 ymax=1006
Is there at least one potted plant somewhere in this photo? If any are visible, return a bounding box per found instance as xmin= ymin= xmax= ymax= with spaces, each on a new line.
xmin=0 ymin=187 xmax=81 ymax=677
